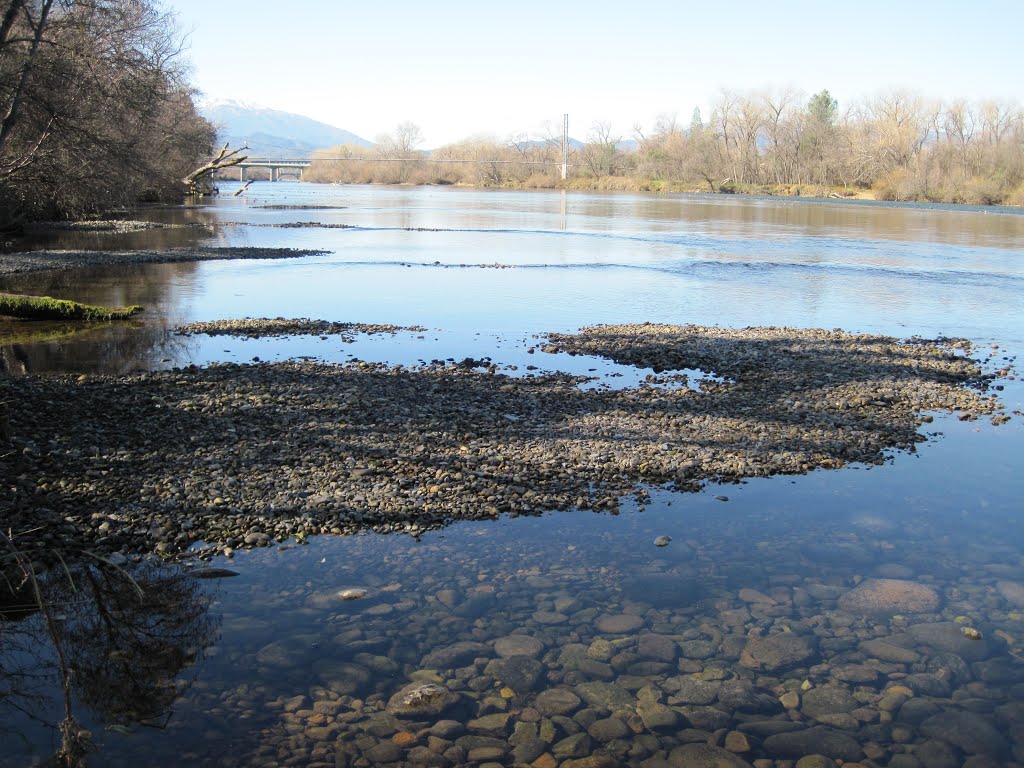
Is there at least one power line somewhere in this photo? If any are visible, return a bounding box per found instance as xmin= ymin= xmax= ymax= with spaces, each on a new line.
xmin=308 ymin=156 xmax=577 ymax=167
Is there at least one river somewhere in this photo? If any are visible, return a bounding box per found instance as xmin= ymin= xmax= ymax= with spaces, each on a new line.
xmin=1 ymin=184 xmax=1023 ymax=767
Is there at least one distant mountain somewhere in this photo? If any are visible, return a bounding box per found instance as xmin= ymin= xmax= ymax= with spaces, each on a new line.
xmin=199 ymin=99 xmax=372 ymax=158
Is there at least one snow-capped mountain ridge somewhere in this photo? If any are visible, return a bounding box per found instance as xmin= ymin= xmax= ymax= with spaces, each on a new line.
xmin=199 ymin=100 xmax=372 ymax=158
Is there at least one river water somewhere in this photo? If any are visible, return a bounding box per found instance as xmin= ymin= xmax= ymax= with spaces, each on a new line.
xmin=1 ymin=185 xmax=1023 ymax=767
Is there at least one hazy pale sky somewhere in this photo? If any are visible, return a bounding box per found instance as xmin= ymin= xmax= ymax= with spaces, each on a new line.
xmin=166 ymin=0 xmax=1024 ymax=147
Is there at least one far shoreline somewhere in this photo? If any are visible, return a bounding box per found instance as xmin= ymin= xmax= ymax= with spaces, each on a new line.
xmin=213 ymin=177 xmax=1024 ymax=215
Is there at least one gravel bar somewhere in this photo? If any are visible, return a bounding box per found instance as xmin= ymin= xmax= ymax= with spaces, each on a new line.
xmin=0 ymin=246 xmax=328 ymax=277
xmin=24 ymin=219 xmax=204 ymax=233
xmin=176 ymin=317 xmax=428 ymax=339
xmin=0 ymin=324 xmax=1009 ymax=562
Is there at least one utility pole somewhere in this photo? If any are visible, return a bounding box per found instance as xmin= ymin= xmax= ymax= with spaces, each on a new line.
xmin=561 ymin=113 xmax=569 ymax=181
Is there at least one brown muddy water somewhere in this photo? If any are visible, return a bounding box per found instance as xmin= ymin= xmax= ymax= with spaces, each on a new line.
xmin=1 ymin=185 xmax=1023 ymax=767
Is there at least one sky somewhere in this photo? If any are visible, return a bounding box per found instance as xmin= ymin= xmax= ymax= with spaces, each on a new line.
xmin=166 ymin=0 xmax=1024 ymax=148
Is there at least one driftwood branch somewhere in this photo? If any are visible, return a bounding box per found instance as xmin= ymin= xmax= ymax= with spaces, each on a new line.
xmin=233 ymin=179 xmax=253 ymax=197
xmin=183 ymin=142 xmax=248 ymax=193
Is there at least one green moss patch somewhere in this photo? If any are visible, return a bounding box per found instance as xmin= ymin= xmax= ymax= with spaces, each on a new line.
xmin=0 ymin=293 xmax=142 ymax=322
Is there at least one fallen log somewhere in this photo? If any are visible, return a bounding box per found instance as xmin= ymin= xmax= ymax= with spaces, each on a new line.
xmin=183 ymin=143 xmax=248 ymax=194
xmin=0 ymin=293 xmax=142 ymax=321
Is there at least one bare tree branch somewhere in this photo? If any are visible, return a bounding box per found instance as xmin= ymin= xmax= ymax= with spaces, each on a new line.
xmin=182 ymin=142 xmax=248 ymax=192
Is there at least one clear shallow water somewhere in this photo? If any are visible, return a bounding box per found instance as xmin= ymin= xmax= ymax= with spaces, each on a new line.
xmin=2 ymin=185 xmax=1024 ymax=766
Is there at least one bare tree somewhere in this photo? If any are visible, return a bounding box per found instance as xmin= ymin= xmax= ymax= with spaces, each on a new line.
xmin=761 ymin=88 xmax=801 ymax=184
xmin=374 ymin=121 xmax=424 ymax=183
xmin=580 ymin=120 xmax=620 ymax=178
xmin=0 ymin=0 xmax=216 ymax=224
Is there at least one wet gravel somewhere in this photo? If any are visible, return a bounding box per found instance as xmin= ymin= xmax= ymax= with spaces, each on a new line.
xmin=176 ymin=317 xmax=428 ymax=340
xmin=0 ymin=246 xmax=327 ymax=277
xmin=23 ymin=219 xmax=196 ymax=233
xmin=0 ymin=324 xmax=1009 ymax=563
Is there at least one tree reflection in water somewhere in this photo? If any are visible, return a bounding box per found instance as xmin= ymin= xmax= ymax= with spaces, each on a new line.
xmin=0 ymin=555 xmax=220 ymax=766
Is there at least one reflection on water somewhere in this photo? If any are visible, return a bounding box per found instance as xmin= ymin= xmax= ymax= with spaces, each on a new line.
xmin=0 ymin=558 xmax=219 ymax=765
xmin=1 ymin=184 xmax=1024 ymax=765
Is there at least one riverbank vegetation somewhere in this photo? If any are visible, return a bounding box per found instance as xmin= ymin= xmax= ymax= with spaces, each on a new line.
xmin=0 ymin=0 xmax=216 ymax=228
xmin=306 ymin=89 xmax=1024 ymax=206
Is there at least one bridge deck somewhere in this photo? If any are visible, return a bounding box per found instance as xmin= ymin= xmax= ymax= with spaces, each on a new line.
xmin=238 ymin=159 xmax=311 ymax=168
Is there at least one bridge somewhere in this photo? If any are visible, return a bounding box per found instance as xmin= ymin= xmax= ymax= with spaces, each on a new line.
xmin=236 ymin=158 xmax=311 ymax=182
xmin=227 ymin=114 xmax=575 ymax=183
xmin=233 ymin=154 xmax=576 ymax=183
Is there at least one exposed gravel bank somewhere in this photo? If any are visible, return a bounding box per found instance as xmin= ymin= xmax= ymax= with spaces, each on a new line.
xmin=0 ymin=324 xmax=1008 ymax=562
xmin=222 ymin=222 xmax=357 ymax=229
xmin=255 ymin=204 xmax=348 ymax=210
xmin=0 ymin=246 xmax=328 ymax=277
xmin=23 ymin=219 xmax=208 ymax=233
xmin=176 ymin=317 xmax=428 ymax=340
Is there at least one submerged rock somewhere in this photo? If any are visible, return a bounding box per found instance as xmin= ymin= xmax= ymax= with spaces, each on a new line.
xmin=574 ymin=682 xmax=636 ymax=711
xmin=741 ymin=632 xmax=818 ymax=672
xmin=189 ymin=567 xmax=239 ymax=579
xmin=622 ymin=574 xmax=707 ymax=609
xmin=668 ymin=743 xmax=753 ymax=767
xmin=494 ymin=634 xmax=545 ymax=658
xmin=838 ymin=578 xmax=940 ymax=615
xmin=484 ymin=656 xmax=543 ymax=693
xmin=906 ymin=622 xmax=1001 ymax=661
xmin=421 ymin=640 xmax=489 ymax=669
xmin=386 ymin=682 xmax=461 ymax=718
xmin=996 ymin=580 xmax=1024 ymax=607
xmin=920 ymin=711 xmax=1010 ymax=756
xmin=800 ymin=687 xmax=858 ymax=719
xmin=763 ymin=727 xmax=865 ymax=762
xmin=534 ymin=688 xmax=582 ymax=717
xmin=595 ymin=613 xmax=645 ymax=633
xmin=313 ymin=659 xmax=372 ymax=695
